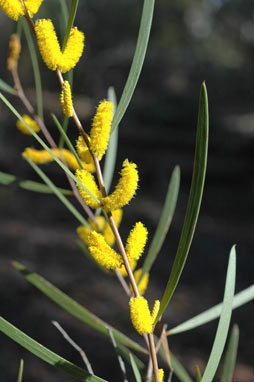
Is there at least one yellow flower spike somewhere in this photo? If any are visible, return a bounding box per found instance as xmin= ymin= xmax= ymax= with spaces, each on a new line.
xmin=158 ymin=369 xmax=164 ymax=382
xmin=103 ymin=209 xmax=123 ymax=246
xmin=75 ymin=169 xmax=101 ymax=209
xmin=125 ymin=222 xmax=148 ymax=262
xmin=59 ymin=27 xmax=85 ymax=74
xmin=118 ymin=259 xmax=137 ymax=277
xmin=17 ymin=115 xmax=40 ymax=135
xmin=90 ymin=100 xmax=114 ymax=160
xmin=60 ymin=80 xmax=73 ymax=117
xmin=130 ymin=269 xmax=149 ymax=296
xmin=7 ymin=34 xmax=21 ymax=70
xmin=0 ymin=0 xmax=43 ymax=21
xmin=102 ymin=159 xmax=139 ymax=211
xmin=151 ymin=300 xmax=160 ymax=324
xmin=129 ymin=296 xmax=152 ymax=335
xmin=35 ymin=19 xmax=62 ymax=71
xmin=77 ymin=216 xmax=106 ymax=246
xmin=88 ymin=231 xmax=123 ymax=270
xmin=24 ymin=0 xmax=44 ymax=16
xmin=23 ymin=147 xmax=87 ymax=171
xmin=76 ymin=135 xmax=93 ymax=163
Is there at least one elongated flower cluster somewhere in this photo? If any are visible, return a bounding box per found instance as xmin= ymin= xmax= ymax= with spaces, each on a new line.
xmin=60 ymin=81 xmax=73 ymax=117
xmin=35 ymin=19 xmax=84 ymax=73
xmin=158 ymin=369 xmax=164 ymax=382
xmin=0 ymin=0 xmax=43 ymax=21
xmin=17 ymin=115 xmax=40 ymax=135
xmin=77 ymin=209 xmax=122 ymax=247
xmin=76 ymin=159 xmax=138 ymax=211
xmin=102 ymin=159 xmax=139 ymax=211
xmin=129 ymin=297 xmax=160 ymax=335
xmin=75 ymin=169 xmax=101 ymax=208
xmin=76 ymin=135 xmax=93 ymax=163
xmin=125 ymin=222 xmax=148 ymax=261
xmin=90 ymin=100 xmax=114 ymax=160
xmin=23 ymin=147 xmax=94 ymax=171
xmin=87 ymin=231 xmax=123 ymax=270
xmin=7 ymin=34 xmax=21 ymax=70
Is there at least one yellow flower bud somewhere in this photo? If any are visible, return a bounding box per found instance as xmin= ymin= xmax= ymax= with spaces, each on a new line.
xmin=7 ymin=34 xmax=21 ymax=70
xmin=0 ymin=0 xmax=43 ymax=21
xmin=59 ymin=27 xmax=85 ymax=74
xmin=60 ymin=80 xmax=73 ymax=117
xmin=158 ymin=369 xmax=164 ymax=382
xmin=151 ymin=300 xmax=160 ymax=324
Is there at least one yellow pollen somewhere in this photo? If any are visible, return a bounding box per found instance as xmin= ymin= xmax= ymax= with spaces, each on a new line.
xmin=90 ymin=100 xmax=114 ymax=160
xmin=102 ymin=159 xmax=139 ymax=211
xmin=17 ymin=115 xmax=40 ymax=135
xmin=59 ymin=27 xmax=85 ymax=73
xmin=76 ymin=135 xmax=93 ymax=163
xmin=0 ymin=0 xmax=43 ymax=21
xmin=158 ymin=369 xmax=164 ymax=382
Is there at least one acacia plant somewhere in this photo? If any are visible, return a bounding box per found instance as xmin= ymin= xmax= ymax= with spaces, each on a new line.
xmin=0 ymin=1 xmax=253 ymax=382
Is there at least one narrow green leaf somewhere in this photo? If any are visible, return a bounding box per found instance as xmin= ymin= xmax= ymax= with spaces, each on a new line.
xmin=62 ymin=0 xmax=79 ymax=52
xmin=155 ymin=82 xmax=209 ymax=323
xmin=130 ymin=353 xmax=142 ymax=382
xmin=0 ymin=92 xmax=99 ymax=203
xmin=59 ymin=0 xmax=69 ymax=41
xmin=139 ymin=165 xmax=180 ymax=283
xmin=168 ymin=285 xmax=254 ymax=336
xmin=118 ymin=345 xmax=145 ymax=373
xmin=17 ymin=359 xmax=24 ymax=382
xmin=23 ymin=21 xmax=44 ymax=120
xmin=51 ymin=113 xmax=84 ymax=170
xmin=24 ymin=156 xmax=88 ymax=227
xmin=220 ymin=324 xmax=239 ymax=382
xmin=111 ymin=0 xmax=155 ymax=132
xmin=103 ymin=87 xmax=118 ymax=193
xmin=158 ymin=347 xmax=192 ymax=382
xmin=12 ymin=261 xmax=147 ymax=355
xmin=0 ymin=316 xmax=107 ymax=382
xmin=0 ymin=79 xmax=15 ymax=95
xmin=201 ymin=246 xmax=236 ymax=382
xmin=0 ymin=170 xmax=71 ymax=195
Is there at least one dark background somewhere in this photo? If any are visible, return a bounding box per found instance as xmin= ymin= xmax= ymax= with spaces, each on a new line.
xmin=0 ymin=0 xmax=253 ymax=381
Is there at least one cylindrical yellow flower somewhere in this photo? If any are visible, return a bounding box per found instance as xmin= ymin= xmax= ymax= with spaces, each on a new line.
xmin=125 ymin=222 xmax=148 ymax=262
xmin=59 ymin=27 xmax=85 ymax=73
xmin=88 ymin=231 xmax=123 ymax=270
xmin=75 ymin=169 xmax=101 ymax=209
xmin=17 ymin=115 xmax=40 ymax=135
xmin=0 ymin=0 xmax=43 ymax=21
xmin=129 ymin=296 xmax=152 ymax=335
xmin=35 ymin=19 xmax=62 ymax=71
xmin=7 ymin=34 xmax=21 ymax=70
xmin=158 ymin=369 xmax=164 ymax=382
xmin=102 ymin=159 xmax=139 ymax=211
xmin=23 ymin=147 xmax=86 ymax=171
xmin=90 ymin=100 xmax=114 ymax=160
xmin=151 ymin=300 xmax=160 ymax=324
xmin=118 ymin=259 xmax=137 ymax=277
xmin=60 ymin=80 xmax=73 ymax=117
xmin=103 ymin=209 xmax=122 ymax=246
xmin=131 ymin=269 xmax=149 ymax=296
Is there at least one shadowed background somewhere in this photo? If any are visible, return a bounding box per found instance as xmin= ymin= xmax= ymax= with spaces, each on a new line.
xmin=0 ymin=0 xmax=253 ymax=381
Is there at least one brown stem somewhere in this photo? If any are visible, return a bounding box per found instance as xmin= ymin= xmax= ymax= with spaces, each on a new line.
xmin=115 ymin=269 xmax=131 ymax=297
xmin=148 ymin=334 xmax=160 ymax=382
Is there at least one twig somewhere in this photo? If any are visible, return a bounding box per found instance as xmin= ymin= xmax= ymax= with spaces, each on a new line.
xmin=52 ymin=320 xmax=94 ymax=374
xmin=107 ymin=327 xmax=128 ymax=382
xmin=115 ymin=269 xmax=132 ymax=297
xmin=167 ymin=369 xmax=174 ymax=382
